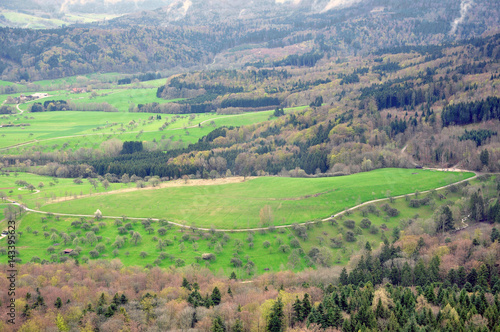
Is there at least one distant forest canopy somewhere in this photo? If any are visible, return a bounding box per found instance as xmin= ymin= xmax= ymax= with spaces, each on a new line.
xmin=0 ymin=0 xmax=498 ymax=81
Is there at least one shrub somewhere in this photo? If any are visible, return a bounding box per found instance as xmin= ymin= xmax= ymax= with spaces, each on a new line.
xmin=360 ymin=218 xmax=371 ymax=229
xmin=345 ymin=231 xmax=356 ymax=242
xmin=343 ymin=219 xmax=356 ymax=229
xmin=369 ymin=225 xmax=379 ymax=234
xmin=279 ymin=245 xmax=291 ymax=253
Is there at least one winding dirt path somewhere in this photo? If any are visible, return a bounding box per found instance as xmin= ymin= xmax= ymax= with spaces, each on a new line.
xmin=3 ymin=169 xmax=479 ymax=232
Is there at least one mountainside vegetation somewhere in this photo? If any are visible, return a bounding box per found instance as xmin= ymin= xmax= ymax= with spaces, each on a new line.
xmin=1 ymin=0 xmax=500 ymax=331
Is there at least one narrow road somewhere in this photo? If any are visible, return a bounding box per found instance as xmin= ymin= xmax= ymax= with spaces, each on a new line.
xmin=2 ymin=169 xmax=478 ymax=233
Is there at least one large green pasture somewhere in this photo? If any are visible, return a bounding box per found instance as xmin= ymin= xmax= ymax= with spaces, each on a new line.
xmin=0 ymin=10 xmax=120 ymax=29
xmin=8 ymin=87 xmax=176 ymax=113
xmin=0 ymin=108 xmax=298 ymax=152
xmin=70 ymin=88 xmax=183 ymax=110
xmin=0 ymin=80 xmax=16 ymax=87
xmin=5 ymin=173 xmax=488 ymax=277
xmin=41 ymin=169 xmax=474 ymax=228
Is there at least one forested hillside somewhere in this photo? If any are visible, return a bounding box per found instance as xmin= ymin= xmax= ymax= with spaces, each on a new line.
xmin=0 ymin=0 xmax=498 ymax=81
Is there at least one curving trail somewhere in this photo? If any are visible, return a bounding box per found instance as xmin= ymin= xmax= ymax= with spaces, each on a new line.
xmin=2 ymin=168 xmax=478 ymax=233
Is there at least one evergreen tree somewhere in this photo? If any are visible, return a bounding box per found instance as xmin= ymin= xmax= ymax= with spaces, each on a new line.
xmin=480 ymin=149 xmax=490 ymax=166
xmin=182 ymin=277 xmax=191 ymax=290
xmin=307 ymin=306 xmax=322 ymax=326
xmin=340 ymin=267 xmax=349 ymax=285
xmin=491 ymin=228 xmax=500 ymax=242
xmin=437 ymin=206 xmax=454 ymax=233
xmin=291 ymin=296 xmax=303 ymax=324
xmin=468 ymin=268 xmax=478 ymax=287
xmin=232 ymin=319 xmax=244 ymax=332
xmin=267 ymin=297 xmax=284 ymax=332
xmin=302 ymin=293 xmax=312 ymax=320
xmin=211 ymin=287 xmax=222 ymax=306
xmin=212 ymin=315 xmax=226 ymax=332
xmin=97 ymin=293 xmax=107 ymax=307
xmin=414 ymin=259 xmax=428 ymax=286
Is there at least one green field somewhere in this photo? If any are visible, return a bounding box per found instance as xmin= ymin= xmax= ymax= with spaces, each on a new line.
xmin=0 ymin=77 xmax=306 ymax=154
xmin=0 ymin=80 xmax=15 ymax=87
xmin=69 ymin=87 xmax=183 ymax=110
xmin=41 ymin=169 xmax=474 ymax=228
xmin=0 ymin=10 xmax=120 ymax=29
xmin=0 ymin=107 xmax=302 ymax=153
xmin=5 ymin=172 xmax=486 ymax=277
xmin=0 ymin=172 xmax=135 ymax=210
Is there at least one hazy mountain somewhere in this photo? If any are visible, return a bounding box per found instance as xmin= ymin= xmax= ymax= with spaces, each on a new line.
xmin=0 ymin=0 xmax=497 ymax=81
xmin=1 ymin=0 xmax=174 ymax=14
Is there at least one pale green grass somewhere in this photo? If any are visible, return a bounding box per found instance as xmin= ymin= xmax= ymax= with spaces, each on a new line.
xmin=69 ymin=88 xmax=181 ymax=111
xmin=1 ymin=108 xmax=301 ymax=153
xmin=0 ymin=172 xmax=135 ymax=210
xmin=0 ymin=10 xmax=120 ymax=29
xmin=1 ymin=10 xmax=66 ymax=28
xmin=41 ymin=169 xmax=474 ymax=228
xmin=0 ymin=81 xmax=15 ymax=87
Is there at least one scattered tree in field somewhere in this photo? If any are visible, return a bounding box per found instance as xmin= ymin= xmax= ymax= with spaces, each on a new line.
xmin=156 ymin=239 xmax=167 ymax=251
xmin=132 ymin=231 xmax=142 ymax=245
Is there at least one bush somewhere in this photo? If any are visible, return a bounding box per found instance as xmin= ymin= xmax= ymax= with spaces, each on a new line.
xmin=279 ymin=245 xmax=291 ymax=253
xmin=330 ymin=236 xmax=343 ymax=248
xmin=263 ymin=241 xmax=271 ymax=248
xmin=360 ymin=218 xmax=371 ymax=229
xmin=230 ymin=258 xmax=243 ymax=267
xmin=343 ymin=220 xmax=356 ymax=229
xmin=290 ymin=239 xmax=301 ymax=248
xmin=345 ymin=231 xmax=356 ymax=242
xmin=369 ymin=225 xmax=379 ymax=234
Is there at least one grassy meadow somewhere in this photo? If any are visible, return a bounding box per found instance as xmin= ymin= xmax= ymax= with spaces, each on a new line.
xmin=0 ymin=75 xmax=307 ymax=154
xmin=40 ymin=169 xmax=474 ymax=228
xmin=0 ymin=107 xmax=302 ymax=152
xmin=5 ymin=172 xmax=488 ymax=278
